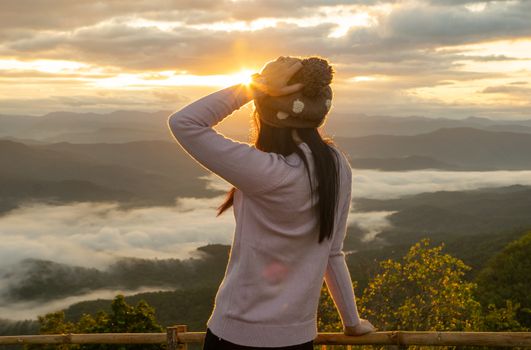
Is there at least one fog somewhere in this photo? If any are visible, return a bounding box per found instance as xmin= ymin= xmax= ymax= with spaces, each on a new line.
xmin=2 ymin=168 xmax=531 ymax=320
xmin=351 ymin=169 xmax=531 ymax=200
xmin=0 ymin=286 xmax=175 ymax=321
xmin=203 ymin=168 xmax=531 ymax=200
xmin=2 ymin=169 xmax=531 ymax=271
xmin=348 ymin=211 xmax=397 ymax=243
xmin=0 ymin=197 xmax=235 ymax=269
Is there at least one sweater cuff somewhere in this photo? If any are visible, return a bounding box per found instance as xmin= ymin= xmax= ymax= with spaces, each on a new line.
xmin=230 ymin=83 xmax=255 ymax=109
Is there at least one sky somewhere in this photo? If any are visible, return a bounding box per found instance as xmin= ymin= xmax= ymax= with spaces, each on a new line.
xmin=0 ymin=0 xmax=530 ymax=119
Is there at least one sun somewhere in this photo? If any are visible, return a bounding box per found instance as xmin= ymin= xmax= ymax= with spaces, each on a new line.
xmin=233 ymin=68 xmax=255 ymax=86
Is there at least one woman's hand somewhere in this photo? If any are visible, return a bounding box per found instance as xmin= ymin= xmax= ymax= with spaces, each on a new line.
xmin=344 ymin=318 xmax=378 ymax=336
xmin=251 ymin=56 xmax=304 ymax=97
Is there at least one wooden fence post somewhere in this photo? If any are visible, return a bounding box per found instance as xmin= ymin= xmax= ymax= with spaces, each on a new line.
xmin=166 ymin=325 xmax=188 ymax=350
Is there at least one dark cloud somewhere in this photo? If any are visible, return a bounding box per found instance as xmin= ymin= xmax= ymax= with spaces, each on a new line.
xmin=482 ymin=85 xmax=531 ymax=96
xmin=0 ymin=0 xmax=387 ymax=31
xmin=456 ymin=54 xmax=528 ymax=61
xmin=2 ymin=21 xmax=337 ymax=73
xmin=427 ymin=0 xmax=513 ymax=5
xmin=383 ymin=1 xmax=531 ymax=47
xmin=0 ymin=0 xmax=221 ymax=30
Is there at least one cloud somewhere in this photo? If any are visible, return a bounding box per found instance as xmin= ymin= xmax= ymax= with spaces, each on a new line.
xmin=0 ymin=1 xmax=388 ymax=32
xmin=203 ymin=168 xmax=531 ymax=242
xmin=4 ymin=1 xmax=529 ymax=72
xmin=350 ymin=169 xmax=531 ymax=199
xmin=481 ymin=84 xmax=531 ymax=96
xmin=0 ymin=197 xmax=235 ymax=270
xmin=348 ymin=210 xmax=396 ymax=242
xmin=1 ymin=166 xmax=531 ymax=318
xmin=380 ymin=1 xmax=531 ymax=48
xmin=0 ymin=286 xmax=174 ymax=321
xmin=0 ymin=1 xmax=221 ymax=31
xmin=0 ymin=90 xmax=191 ymax=116
xmin=7 ymin=168 xmax=531 ymax=273
xmin=8 ymin=168 xmax=530 ymax=275
xmin=1 ymin=19 xmax=337 ymax=72
xmin=1 ymin=1 xmax=531 ymax=117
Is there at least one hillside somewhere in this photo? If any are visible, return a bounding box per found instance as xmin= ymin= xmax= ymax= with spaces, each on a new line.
xmin=2 ymin=185 xmax=531 ymax=307
xmin=329 ymin=114 xmax=531 ymax=137
xmin=0 ymin=140 xmax=217 ymax=214
xmin=3 ymin=111 xmax=531 ymax=142
xmin=355 ymin=185 xmax=531 ymax=246
xmin=3 ymin=127 xmax=531 ymax=215
xmin=34 ymin=230 xmax=531 ymax=332
xmin=337 ymin=127 xmax=531 ymax=169
xmin=0 ymin=111 xmax=172 ymax=143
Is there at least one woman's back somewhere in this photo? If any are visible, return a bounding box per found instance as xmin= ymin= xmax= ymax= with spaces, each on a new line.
xmin=168 ymin=83 xmax=361 ymax=348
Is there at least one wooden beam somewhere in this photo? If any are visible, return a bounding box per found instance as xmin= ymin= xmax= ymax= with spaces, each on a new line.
xmin=0 ymin=331 xmax=530 ymax=347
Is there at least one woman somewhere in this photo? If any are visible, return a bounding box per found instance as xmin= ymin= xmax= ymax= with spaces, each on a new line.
xmin=168 ymin=56 xmax=377 ymax=350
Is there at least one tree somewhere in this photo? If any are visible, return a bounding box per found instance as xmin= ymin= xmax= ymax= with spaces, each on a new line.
xmin=481 ymin=300 xmax=527 ymax=331
xmin=358 ymin=238 xmax=482 ymax=332
xmin=25 ymin=295 xmax=164 ymax=350
xmin=475 ymin=231 xmax=531 ymax=329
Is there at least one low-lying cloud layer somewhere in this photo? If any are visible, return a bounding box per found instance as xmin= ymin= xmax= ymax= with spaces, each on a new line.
xmin=351 ymin=169 xmax=531 ymax=199
xmin=0 ymin=197 xmax=235 ymax=269
xmin=2 ymin=168 xmax=531 ymax=319
xmin=3 ymin=168 xmax=531 ymax=273
xmin=0 ymin=286 xmax=175 ymax=321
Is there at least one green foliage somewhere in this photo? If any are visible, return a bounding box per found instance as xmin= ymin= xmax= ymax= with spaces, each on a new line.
xmin=475 ymin=231 xmax=531 ymax=328
xmin=319 ymin=236 xmax=529 ymax=337
xmin=25 ymin=295 xmax=164 ymax=350
xmin=65 ymin=286 xmax=219 ymax=331
xmin=359 ymin=238 xmax=482 ymax=331
xmin=14 ymin=235 xmax=529 ymax=350
xmin=480 ymin=300 xmax=527 ymax=331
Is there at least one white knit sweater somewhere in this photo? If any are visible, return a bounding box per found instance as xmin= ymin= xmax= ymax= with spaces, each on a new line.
xmin=167 ymin=83 xmax=361 ymax=347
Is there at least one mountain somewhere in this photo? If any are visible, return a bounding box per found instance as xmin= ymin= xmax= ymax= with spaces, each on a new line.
xmin=337 ymin=127 xmax=531 ymax=170
xmin=3 ymin=227 xmax=525 ymax=334
xmin=0 ymin=140 xmax=218 ymax=214
xmin=0 ymin=111 xmax=172 ymax=143
xmin=0 ymin=244 xmax=229 ymax=304
xmin=348 ymin=155 xmax=458 ymax=171
xmin=328 ymin=114 xmax=531 ymax=137
xmin=3 ymin=111 xmax=531 ymax=143
xmin=3 ymin=127 xmax=531 ymax=216
xmin=355 ymin=185 xmax=531 ymax=246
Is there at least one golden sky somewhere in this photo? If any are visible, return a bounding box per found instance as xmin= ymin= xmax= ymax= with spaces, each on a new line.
xmin=0 ymin=0 xmax=530 ymax=119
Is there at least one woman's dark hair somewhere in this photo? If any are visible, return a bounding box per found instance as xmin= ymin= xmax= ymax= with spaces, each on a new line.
xmin=216 ymin=57 xmax=341 ymax=244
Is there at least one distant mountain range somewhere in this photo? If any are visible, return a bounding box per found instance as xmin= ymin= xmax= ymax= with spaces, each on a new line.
xmin=354 ymin=184 xmax=531 ymax=248
xmin=0 ymin=139 xmax=217 ymax=215
xmin=2 ymin=110 xmax=531 ymax=143
xmin=1 ymin=110 xmax=531 ymax=336
xmin=329 ymin=114 xmax=531 ymax=137
xmin=336 ymin=127 xmax=531 ymax=170
xmin=2 ymin=127 xmax=531 ymax=215
xmin=0 ymin=111 xmax=172 ymax=144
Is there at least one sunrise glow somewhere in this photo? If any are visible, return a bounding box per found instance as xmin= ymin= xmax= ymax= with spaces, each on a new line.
xmin=92 ymin=69 xmax=257 ymax=89
xmin=0 ymin=1 xmax=529 ymax=118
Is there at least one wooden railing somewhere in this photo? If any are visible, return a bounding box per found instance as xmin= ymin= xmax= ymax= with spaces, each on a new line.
xmin=0 ymin=325 xmax=530 ymax=349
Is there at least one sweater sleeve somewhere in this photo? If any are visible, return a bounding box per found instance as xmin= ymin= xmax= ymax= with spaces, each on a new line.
xmin=167 ymin=83 xmax=291 ymax=195
xmin=323 ymin=161 xmax=361 ymax=328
